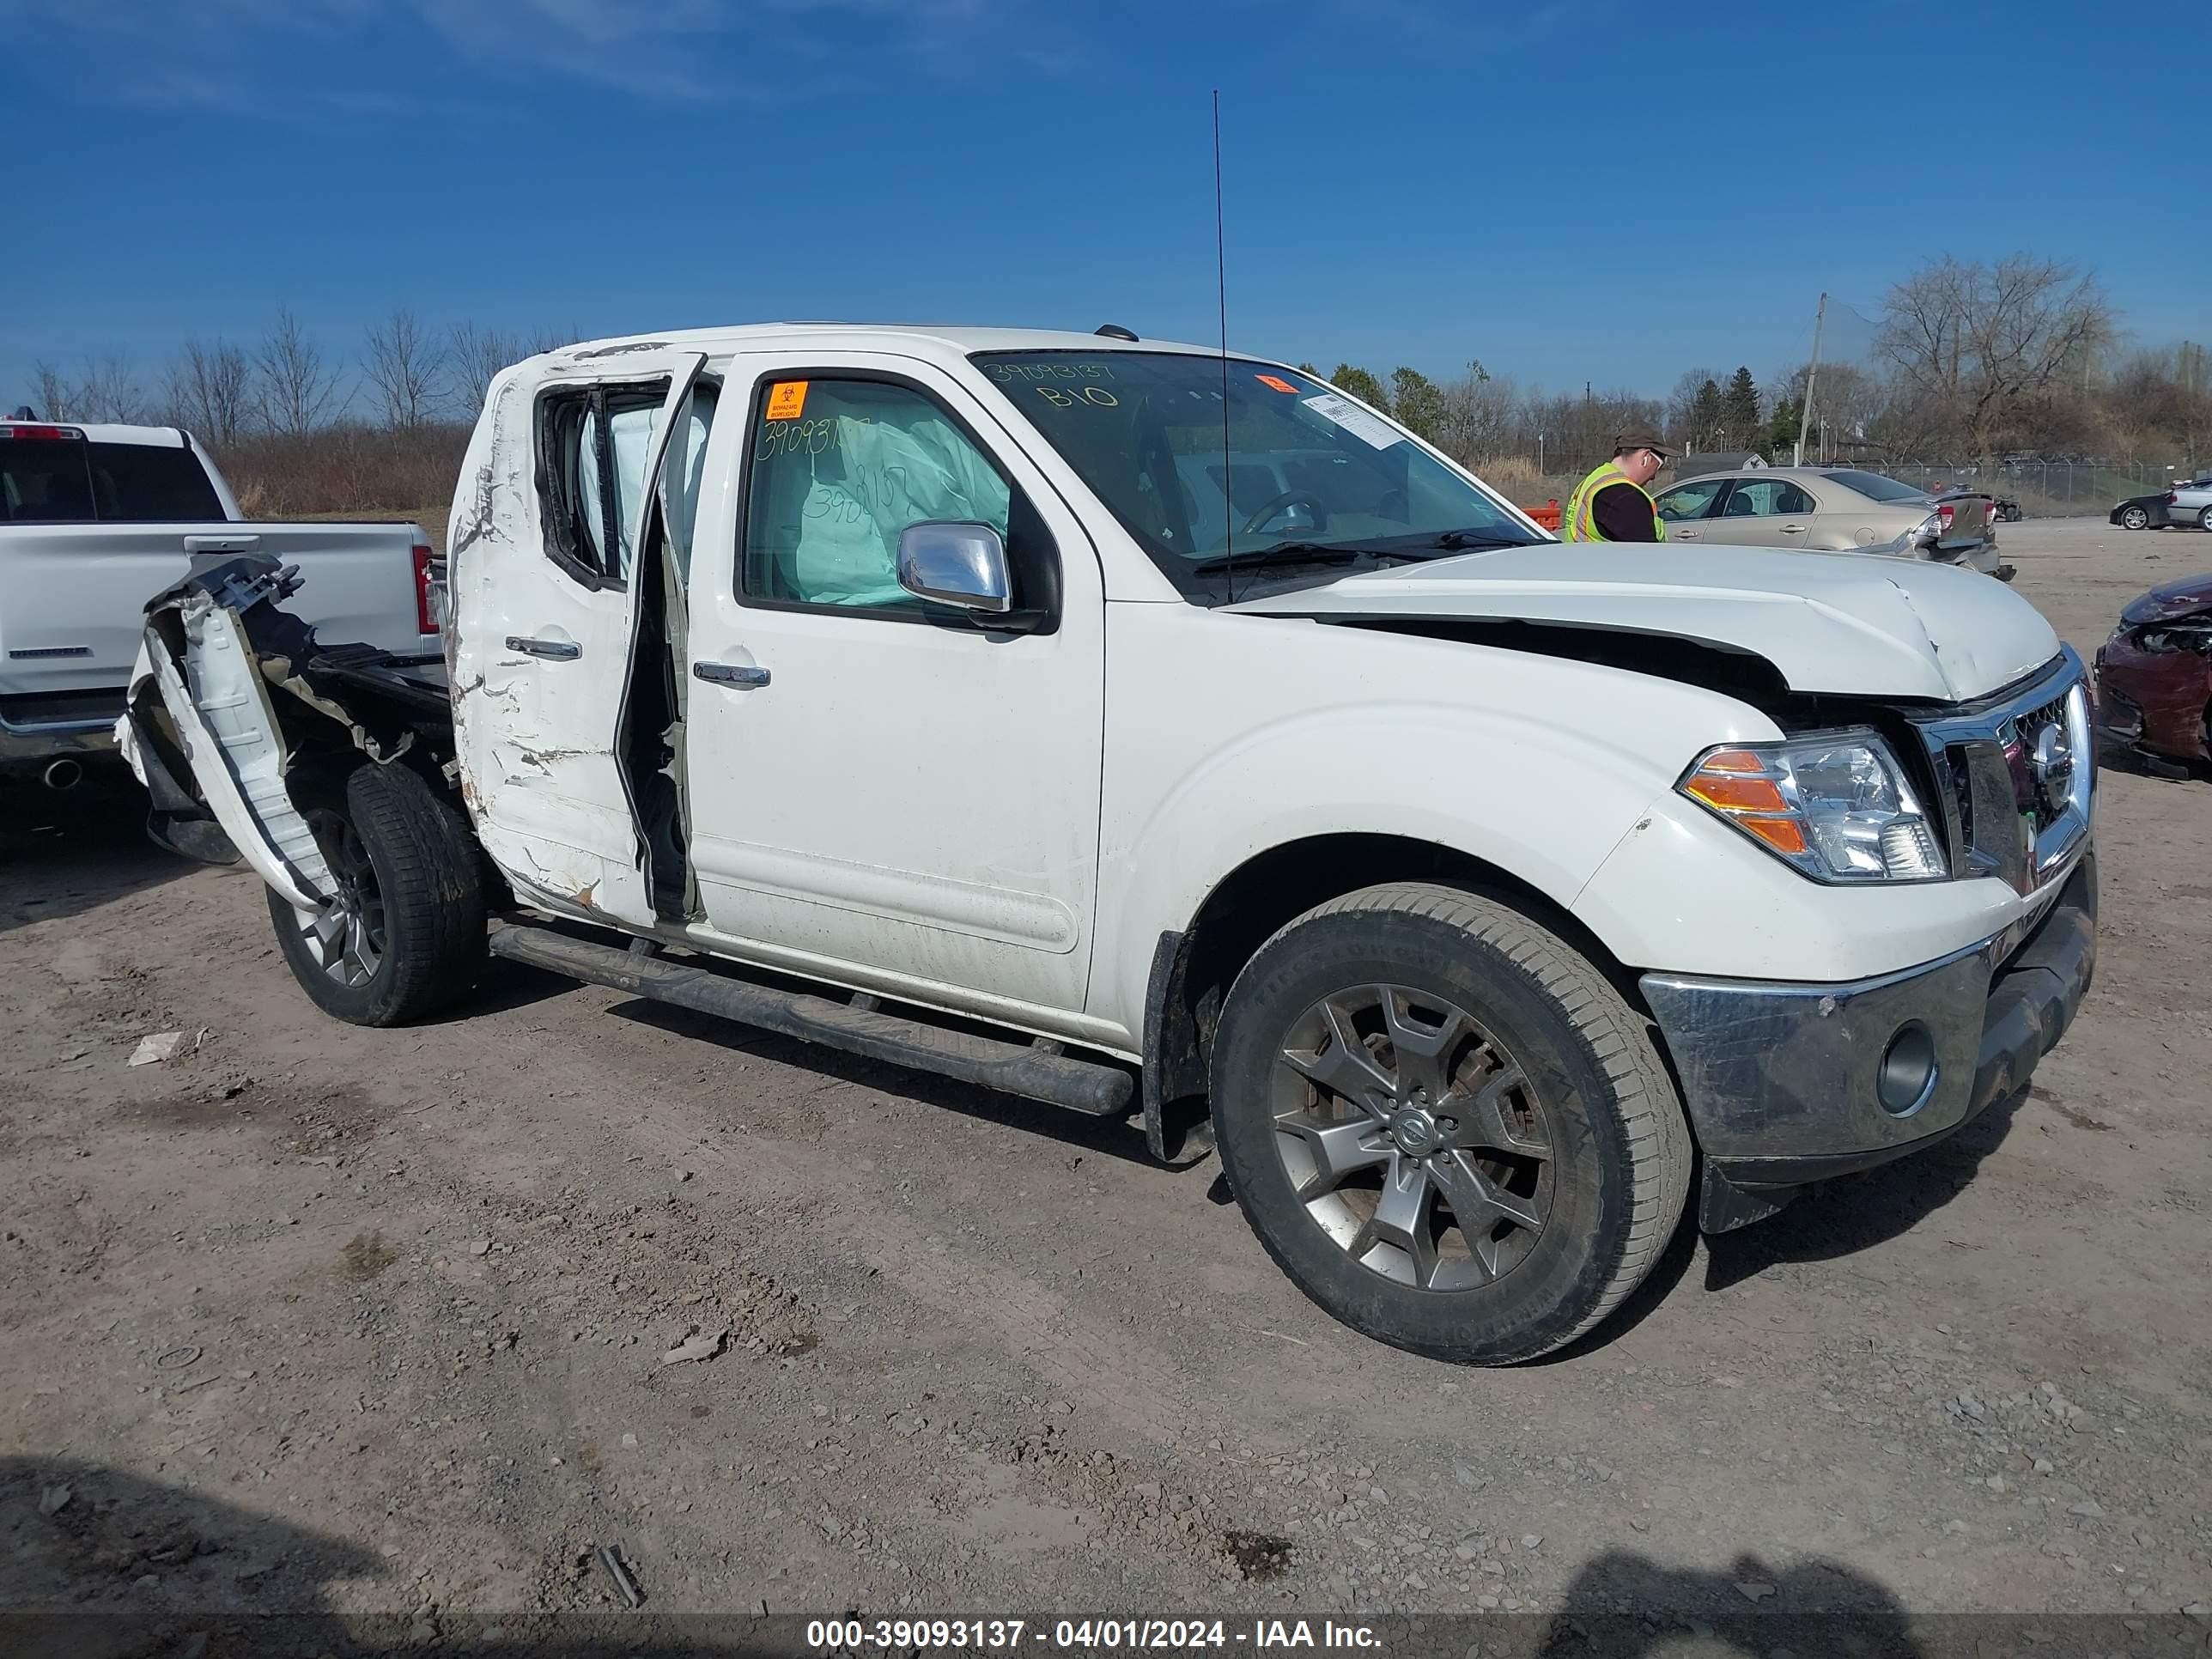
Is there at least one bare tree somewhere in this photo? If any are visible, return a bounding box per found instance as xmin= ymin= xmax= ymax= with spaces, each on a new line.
xmin=1769 ymin=362 xmax=1887 ymax=459
xmin=30 ymin=362 xmax=80 ymax=421
xmin=446 ymin=322 xmax=525 ymax=416
xmin=1664 ymin=368 xmax=1722 ymax=446
xmin=254 ymin=307 xmax=344 ymax=437
xmin=165 ymin=339 xmax=255 ymax=445
xmin=362 ymin=308 xmax=446 ymax=430
xmin=39 ymin=354 xmax=149 ymax=423
xmin=1434 ymin=362 xmax=1519 ymax=463
xmin=1877 ymin=255 xmax=2115 ymax=464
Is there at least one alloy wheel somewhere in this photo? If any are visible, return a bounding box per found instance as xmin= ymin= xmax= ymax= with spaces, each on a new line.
xmin=295 ymin=807 xmax=386 ymax=988
xmin=1269 ymin=984 xmax=1553 ymax=1291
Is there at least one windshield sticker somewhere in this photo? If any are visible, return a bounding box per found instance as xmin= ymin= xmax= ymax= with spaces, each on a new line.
xmin=1255 ymin=374 xmax=1298 ymax=394
xmin=765 ymin=381 xmax=809 ymax=421
xmin=1303 ymin=393 xmax=1401 ymax=450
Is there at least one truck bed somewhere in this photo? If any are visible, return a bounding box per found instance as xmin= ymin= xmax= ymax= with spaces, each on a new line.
xmin=0 ymin=520 xmax=434 ymax=757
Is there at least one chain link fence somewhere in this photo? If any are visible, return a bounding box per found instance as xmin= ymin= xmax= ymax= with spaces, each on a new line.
xmin=1853 ymin=461 xmax=2188 ymax=516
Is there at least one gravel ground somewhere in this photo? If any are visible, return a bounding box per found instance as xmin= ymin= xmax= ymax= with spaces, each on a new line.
xmin=2 ymin=517 xmax=2208 ymax=1654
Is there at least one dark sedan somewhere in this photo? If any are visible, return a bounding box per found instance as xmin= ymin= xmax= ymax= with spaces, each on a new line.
xmin=2094 ymin=574 xmax=2212 ymax=763
xmin=2110 ymin=492 xmax=2172 ymax=531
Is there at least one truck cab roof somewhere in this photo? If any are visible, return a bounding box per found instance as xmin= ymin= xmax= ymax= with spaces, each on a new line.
xmin=0 ymin=422 xmax=196 ymax=447
xmin=532 ymin=323 xmax=1234 ymax=372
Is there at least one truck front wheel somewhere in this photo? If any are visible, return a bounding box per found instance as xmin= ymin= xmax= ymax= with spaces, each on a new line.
xmin=1210 ymin=883 xmax=1690 ymax=1364
xmin=267 ymin=760 xmax=486 ymax=1027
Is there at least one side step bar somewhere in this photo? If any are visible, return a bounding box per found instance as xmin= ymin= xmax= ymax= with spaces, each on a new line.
xmin=488 ymin=923 xmax=1135 ymax=1119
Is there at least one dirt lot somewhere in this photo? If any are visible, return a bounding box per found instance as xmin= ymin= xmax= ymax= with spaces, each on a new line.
xmin=3 ymin=517 xmax=2209 ymax=1653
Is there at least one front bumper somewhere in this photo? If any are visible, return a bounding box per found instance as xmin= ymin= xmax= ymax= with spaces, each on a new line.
xmin=1642 ymin=849 xmax=2096 ymax=1231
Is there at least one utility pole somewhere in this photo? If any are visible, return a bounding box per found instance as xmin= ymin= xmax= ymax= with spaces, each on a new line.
xmin=1795 ymin=291 xmax=1826 ymax=467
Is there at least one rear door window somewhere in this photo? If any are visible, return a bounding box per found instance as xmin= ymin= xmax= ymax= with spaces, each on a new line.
xmin=538 ymin=381 xmax=672 ymax=585
xmin=86 ymin=442 xmax=223 ymax=520
xmin=1 ymin=438 xmax=95 ymax=521
xmin=1721 ymin=479 xmax=1814 ymax=517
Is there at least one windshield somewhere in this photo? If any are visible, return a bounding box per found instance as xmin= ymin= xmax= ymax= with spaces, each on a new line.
xmin=969 ymin=351 xmax=1540 ymax=599
xmin=1825 ymin=469 xmax=1931 ymax=504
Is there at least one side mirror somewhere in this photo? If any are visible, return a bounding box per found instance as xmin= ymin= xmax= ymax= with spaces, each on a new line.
xmin=896 ymin=521 xmax=1012 ymax=616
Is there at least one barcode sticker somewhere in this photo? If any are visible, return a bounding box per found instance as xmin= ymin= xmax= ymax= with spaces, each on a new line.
xmin=1303 ymin=393 xmax=1401 ymax=450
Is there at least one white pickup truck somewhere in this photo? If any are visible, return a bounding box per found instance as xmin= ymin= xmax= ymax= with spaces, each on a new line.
xmin=122 ymin=325 xmax=2096 ymax=1363
xmin=0 ymin=417 xmax=440 ymax=789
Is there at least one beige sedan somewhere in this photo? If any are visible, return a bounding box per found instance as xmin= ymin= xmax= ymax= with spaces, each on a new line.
xmin=1652 ymin=466 xmax=2008 ymax=577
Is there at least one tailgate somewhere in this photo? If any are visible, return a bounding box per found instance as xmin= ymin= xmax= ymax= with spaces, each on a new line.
xmin=0 ymin=520 xmax=429 ymax=714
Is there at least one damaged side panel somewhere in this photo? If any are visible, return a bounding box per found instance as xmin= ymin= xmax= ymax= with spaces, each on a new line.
xmin=121 ymin=555 xmax=456 ymax=923
xmin=134 ymin=578 xmax=335 ymax=910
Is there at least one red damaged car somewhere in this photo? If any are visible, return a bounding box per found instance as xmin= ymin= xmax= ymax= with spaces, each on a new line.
xmin=2095 ymin=574 xmax=2212 ymax=764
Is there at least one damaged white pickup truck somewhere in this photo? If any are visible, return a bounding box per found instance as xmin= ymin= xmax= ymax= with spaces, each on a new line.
xmin=123 ymin=325 xmax=2097 ymax=1363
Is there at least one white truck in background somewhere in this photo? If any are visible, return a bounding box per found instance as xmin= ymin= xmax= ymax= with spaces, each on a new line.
xmin=0 ymin=415 xmax=441 ymax=790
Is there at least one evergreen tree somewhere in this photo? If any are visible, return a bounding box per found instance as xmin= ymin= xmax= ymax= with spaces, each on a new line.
xmin=1389 ymin=367 xmax=1448 ymax=441
xmin=1765 ymin=397 xmax=1805 ymax=460
xmin=1721 ymin=367 xmax=1761 ymax=449
xmin=1329 ymin=364 xmax=1390 ymax=410
xmin=1687 ymin=378 xmax=1726 ymax=451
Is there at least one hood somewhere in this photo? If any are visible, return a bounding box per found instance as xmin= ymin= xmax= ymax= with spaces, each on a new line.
xmin=2119 ymin=574 xmax=2212 ymax=628
xmin=1225 ymin=542 xmax=2059 ymax=702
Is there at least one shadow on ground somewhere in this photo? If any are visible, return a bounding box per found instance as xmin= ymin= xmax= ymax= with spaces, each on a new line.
xmin=1530 ymin=1548 xmax=1924 ymax=1656
xmin=0 ymin=774 xmax=199 ymax=935
xmin=1698 ymin=1083 xmax=2030 ymax=1293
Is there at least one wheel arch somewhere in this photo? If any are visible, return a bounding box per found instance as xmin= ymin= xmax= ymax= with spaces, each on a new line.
xmin=1139 ymin=831 xmax=1642 ymax=1163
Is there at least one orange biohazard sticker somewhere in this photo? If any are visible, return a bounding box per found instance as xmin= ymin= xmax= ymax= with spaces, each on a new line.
xmin=765 ymin=381 xmax=809 ymax=421
xmin=1255 ymin=374 xmax=1298 ymax=394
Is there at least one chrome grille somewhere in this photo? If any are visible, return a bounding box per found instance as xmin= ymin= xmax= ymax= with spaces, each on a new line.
xmin=1911 ymin=648 xmax=2093 ymax=897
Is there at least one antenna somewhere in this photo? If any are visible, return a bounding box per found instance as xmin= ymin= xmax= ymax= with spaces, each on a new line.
xmin=1214 ymin=88 xmax=1235 ymax=603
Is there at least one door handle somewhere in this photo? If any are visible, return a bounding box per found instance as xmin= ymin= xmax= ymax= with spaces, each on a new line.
xmin=1672 ymin=529 xmax=1700 ymax=539
xmin=693 ymin=661 xmax=769 ymax=688
xmin=507 ymin=636 xmax=581 ymax=660
xmin=1779 ymin=524 xmax=1807 ymax=534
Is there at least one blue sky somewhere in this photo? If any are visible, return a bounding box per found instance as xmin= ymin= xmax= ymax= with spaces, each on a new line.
xmin=6 ymin=0 xmax=2206 ymax=414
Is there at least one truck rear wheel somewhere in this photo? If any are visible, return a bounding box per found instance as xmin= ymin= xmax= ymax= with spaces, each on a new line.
xmin=1209 ymin=883 xmax=1690 ymax=1364
xmin=268 ymin=760 xmax=486 ymax=1027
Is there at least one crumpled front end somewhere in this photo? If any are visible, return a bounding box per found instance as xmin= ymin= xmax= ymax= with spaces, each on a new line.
xmin=1626 ymin=647 xmax=2100 ymax=1231
xmin=2094 ymin=605 xmax=2212 ymax=765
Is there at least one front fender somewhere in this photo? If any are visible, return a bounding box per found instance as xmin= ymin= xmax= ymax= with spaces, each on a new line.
xmin=1089 ymin=605 xmax=1787 ymax=1038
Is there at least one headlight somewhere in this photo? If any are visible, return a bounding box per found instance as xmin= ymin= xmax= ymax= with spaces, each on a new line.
xmin=1679 ymin=733 xmax=1947 ymax=883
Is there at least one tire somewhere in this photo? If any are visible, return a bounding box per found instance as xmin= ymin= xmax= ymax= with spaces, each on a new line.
xmin=1209 ymin=883 xmax=1691 ymax=1364
xmin=2199 ymin=506 xmax=2212 ymax=532
xmin=267 ymin=760 xmax=486 ymax=1026
xmin=2120 ymin=507 xmax=2148 ymax=530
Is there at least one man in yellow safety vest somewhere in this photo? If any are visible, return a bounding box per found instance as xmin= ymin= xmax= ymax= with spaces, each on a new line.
xmin=1561 ymin=429 xmax=1672 ymax=543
